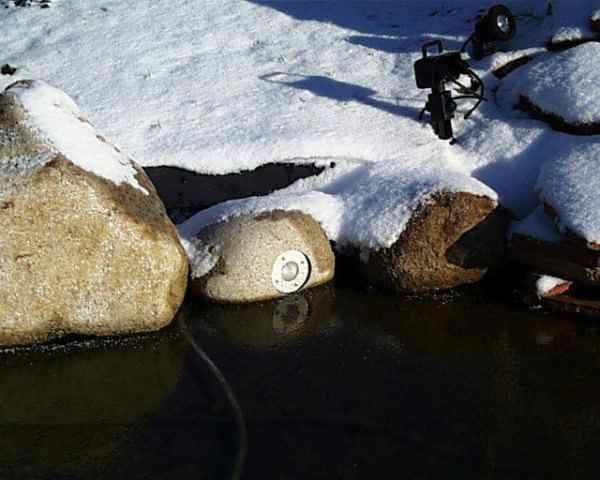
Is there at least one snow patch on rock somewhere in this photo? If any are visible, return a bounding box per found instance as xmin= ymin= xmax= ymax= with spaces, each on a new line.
xmin=498 ymin=43 xmax=600 ymax=126
xmin=552 ymin=26 xmax=588 ymax=42
xmin=4 ymin=80 xmax=148 ymax=194
xmin=536 ymin=138 xmax=600 ymax=243
xmin=548 ymin=0 xmax=598 ymax=42
xmin=536 ymin=274 xmax=568 ymax=297
xmin=179 ymin=157 xmax=497 ymax=259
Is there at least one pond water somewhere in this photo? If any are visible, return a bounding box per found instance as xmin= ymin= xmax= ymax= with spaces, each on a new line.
xmin=2 ymin=283 xmax=600 ymax=479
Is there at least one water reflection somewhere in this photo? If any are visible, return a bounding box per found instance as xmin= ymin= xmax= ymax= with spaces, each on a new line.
xmin=181 ymin=284 xmax=600 ymax=479
xmin=4 ymin=285 xmax=600 ymax=478
xmin=0 ymin=332 xmax=189 ymax=479
xmin=180 ymin=285 xmax=338 ymax=350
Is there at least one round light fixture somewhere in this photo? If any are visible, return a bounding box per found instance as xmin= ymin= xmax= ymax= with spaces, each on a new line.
xmin=476 ymin=4 xmax=516 ymax=42
xmin=271 ymin=250 xmax=311 ymax=294
xmin=465 ymin=4 xmax=517 ymax=59
xmin=281 ymin=261 xmax=300 ymax=282
xmin=496 ymin=14 xmax=511 ymax=34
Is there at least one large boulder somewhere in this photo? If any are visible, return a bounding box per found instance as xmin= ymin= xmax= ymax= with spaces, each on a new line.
xmin=359 ymin=192 xmax=510 ymax=293
xmin=182 ymin=210 xmax=334 ymax=303
xmin=0 ymin=80 xmax=188 ymax=346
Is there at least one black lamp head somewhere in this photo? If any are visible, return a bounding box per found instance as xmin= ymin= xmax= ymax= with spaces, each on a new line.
xmin=471 ymin=4 xmax=516 ymax=59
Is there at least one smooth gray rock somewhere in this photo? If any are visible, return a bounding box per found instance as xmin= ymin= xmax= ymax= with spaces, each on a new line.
xmin=188 ymin=210 xmax=334 ymax=303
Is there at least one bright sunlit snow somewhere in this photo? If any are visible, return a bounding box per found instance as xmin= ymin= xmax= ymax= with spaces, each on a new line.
xmin=2 ymin=0 xmax=600 ymax=255
xmin=537 ymin=138 xmax=600 ymax=242
xmin=498 ymin=42 xmax=600 ymax=126
xmin=3 ymin=80 xmax=148 ymax=194
xmin=178 ymin=159 xmax=496 ymax=256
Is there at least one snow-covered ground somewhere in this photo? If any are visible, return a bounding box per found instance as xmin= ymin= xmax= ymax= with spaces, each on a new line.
xmin=2 ymin=0 xmax=600 ymax=254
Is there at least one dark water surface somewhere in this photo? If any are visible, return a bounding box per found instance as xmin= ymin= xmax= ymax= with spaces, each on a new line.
xmin=3 ymin=284 xmax=600 ymax=479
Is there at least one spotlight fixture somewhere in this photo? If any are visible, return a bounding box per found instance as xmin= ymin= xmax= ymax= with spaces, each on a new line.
xmin=271 ymin=250 xmax=311 ymax=294
xmin=462 ymin=4 xmax=517 ymax=59
xmin=414 ymin=40 xmax=486 ymax=142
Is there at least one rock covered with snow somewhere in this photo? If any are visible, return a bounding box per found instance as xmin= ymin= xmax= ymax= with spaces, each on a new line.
xmin=179 ymin=160 xmax=498 ymax=253
xmin=535 ymin=274 xmax=571 ymax=297
xmin=359 ymin=191 xmax=509 ymax=292
xmin=183 ymin=210 xmax=334 ymax=303
xmin=178 ymin=159 xmax=504 ymax=293
xmin=537 ymin=138 xmax=600 ymax=246
xmin=498 ymin=43 xmax=600 ymax=133
xmin=546 ymin=0 xmax=600 ymax=46
xmin=515 ymin=272 xmax=574 ymax=315
xmin=0 ymin=80 xmax=188 ymax=346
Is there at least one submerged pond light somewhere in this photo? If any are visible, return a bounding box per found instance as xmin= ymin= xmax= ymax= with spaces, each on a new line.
xmin=463 ymin=4 xmax=517 ymax=59
xmin=272 ymin=250 xmax=311 ymax=294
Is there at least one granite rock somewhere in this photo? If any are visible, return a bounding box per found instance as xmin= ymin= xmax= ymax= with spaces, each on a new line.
xmin=360 ymin=192 xmax=509 ymax=293
xmin=188 ymin=210 xmax=334 ymax=303
xmin=0 ymin=80 xmax=188 ymax=346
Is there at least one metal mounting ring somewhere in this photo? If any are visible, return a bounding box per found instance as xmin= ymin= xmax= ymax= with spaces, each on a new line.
xmin=271 ymin=250 xmax=311 ymax=294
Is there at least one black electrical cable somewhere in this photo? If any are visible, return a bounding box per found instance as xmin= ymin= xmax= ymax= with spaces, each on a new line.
xmin=448 ymin=72 xmax=486 ymax=119
xmin=449 ymin=77 xmax=472 ymax=93
xmin=178 ymin=315 xmax=248 ymax=480
xmin=463 ymin=68 xmax=485 ymax=119
xmin=453 ymin=95 xmax=486 ymax=101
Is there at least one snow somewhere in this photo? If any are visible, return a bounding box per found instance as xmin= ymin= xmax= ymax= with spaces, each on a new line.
xmin=547 ymin=0 xmax=600 ymax=42
xmin=180 ymin=238 xmax=220 ymax=279
xmin=3 ymin=80 xmax=148 ymax=194
xmin=497 ymin=43 xmax=600 ymax=126
xmin=0 ymin=0 xmax=552 ymax=178
xmin=510 ymin=205 xmax=561 ymax=243
xmin=179 ymin=159 xmax=496 ymax=259
xmin=535 ymin=274 xmax=568 ymax=296
xmin=592 ymin=9 xmax=600 ymax=21
xmin=3 ymin=0 xmax=600 ymax=251
xmin=536 ymin=137 xmax=600 ymax=242
xmin=551 ymin=26 xmax=588 ymax=42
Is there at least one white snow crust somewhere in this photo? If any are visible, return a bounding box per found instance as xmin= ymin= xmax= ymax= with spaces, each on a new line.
xmin=179 ymin=159 xmax=496 ymax=256
xmin=4 ymin=0 xmax=600 ymax=252
xmin=536 ymin=274 xmax=568 ymax=296
xmin=536 ymin=138 xmax=600 ymax=242
xmin=498 ymin=43 xmax=600 ymax=126
xmin=3 ymin=81 xmax=147 ymax=193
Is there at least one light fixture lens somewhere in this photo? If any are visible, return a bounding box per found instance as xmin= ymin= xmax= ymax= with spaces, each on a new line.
xmin=496 ymin=14 xmax=510 ymax=34
xmin=281 ymin=261 xmax=299 ymax=282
